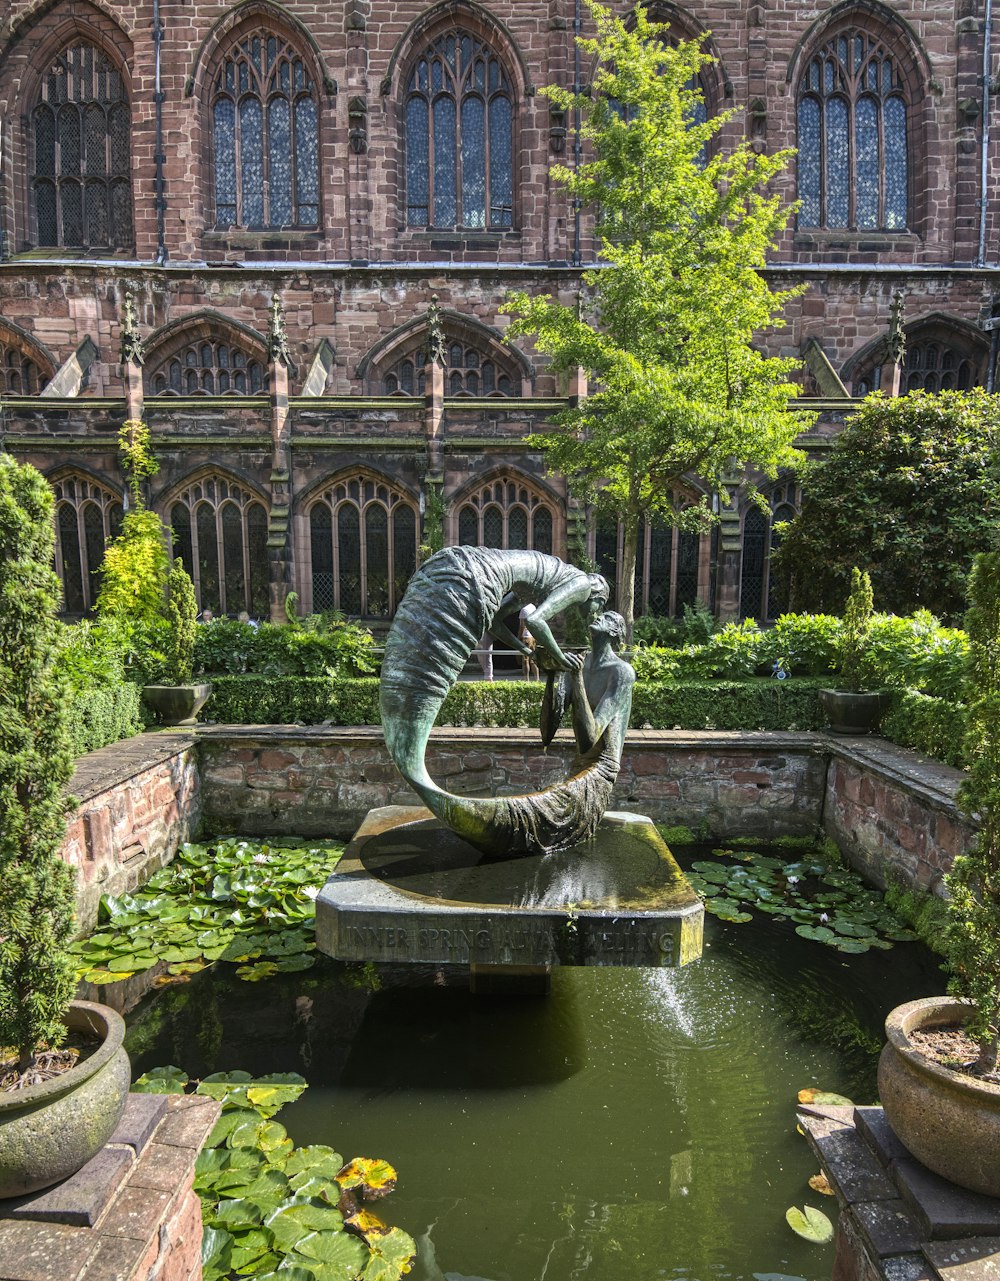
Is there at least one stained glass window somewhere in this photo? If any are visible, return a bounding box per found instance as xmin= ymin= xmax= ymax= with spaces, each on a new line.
xmin=738 ymin=482 xmax=801 ymax=622
xmin=853 ymin=327 xmax=987 ymax=396
xmin=797 ymin=29 xmax=909 ymax=231
xmin=405 ymin=29 xmax=514 ymax=229
xmin=169 ymin=475 xmax=269 ymax=617
xmin=148 ymin=339 xmax=268 ymax=396
xmin=211 ymin=29 xmax=320 ymax=229
xmin=455 ymin=477 xmax=556 ymax=553
xmin=51 ymin=474 xmax=124 ymax=614
xmin=308 ymin=473 xmax=417 ymax=617
xmin=32 ymin=42 xmax=133 ymax=250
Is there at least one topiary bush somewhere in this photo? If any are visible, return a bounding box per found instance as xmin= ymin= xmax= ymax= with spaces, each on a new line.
xmin=0 ymin=456 xmax=77 ymax=1072
xmin=166 ymin=558 xmax=198 ymax=685
xmin=67 ymin=683 xmax=145 ymax=757
xmin=880 ymin=690 xmax=968 ymax=768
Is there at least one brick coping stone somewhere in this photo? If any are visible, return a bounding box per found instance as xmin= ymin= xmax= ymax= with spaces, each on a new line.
xmin=0 ymin=1093 xmax=219 ymax=1281
xmin=798 ymin=1103 xmax=1000 ymax=1281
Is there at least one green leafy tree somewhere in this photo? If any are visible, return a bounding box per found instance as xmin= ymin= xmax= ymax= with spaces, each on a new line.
xmin=166 ymin=558 xmax=198 ymax=685
xmin=0 ymin=456 xmax=77 ymax=1071
xmin=118 ymin=417 xmax=159 ymax=507
xmin=773 ymin=390 xmax=1000 ymax=620
xmin=839 ymin=567 xmax=874 ymax=692
xmin=504 ymin=1 xmax=808 ymax=637
xmin=947 ymin=552 xmax=1000 ymax=1071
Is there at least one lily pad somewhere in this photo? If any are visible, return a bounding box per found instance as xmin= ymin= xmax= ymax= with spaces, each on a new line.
xmin=785 ymin=1205 xmax=834 ymax=1244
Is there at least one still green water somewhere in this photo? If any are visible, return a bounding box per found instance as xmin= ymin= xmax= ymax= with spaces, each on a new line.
xmin=126 ymin=890 xmax=945 ymax=1281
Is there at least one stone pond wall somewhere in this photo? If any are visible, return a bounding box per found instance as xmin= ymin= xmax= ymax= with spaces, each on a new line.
xmin=62 ymin=733 xmax=201 ymax=932
xmin=60 ymin=726 xmax=974 ymax=926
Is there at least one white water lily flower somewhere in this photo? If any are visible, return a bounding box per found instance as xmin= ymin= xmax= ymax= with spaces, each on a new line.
xmin=253 ymin=852 xmax=270 ymax=865
xmin=303 ymin=885 xmax=320 ymax=900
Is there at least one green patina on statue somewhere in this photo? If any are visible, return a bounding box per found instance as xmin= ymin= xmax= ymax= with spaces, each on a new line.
xmin=379 ymin=547 xmax=635 ymax=855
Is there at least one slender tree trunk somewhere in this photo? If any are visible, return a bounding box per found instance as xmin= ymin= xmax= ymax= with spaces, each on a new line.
xmin=620 ymin=513 xmax=639 ymax=647
xmin=978 ymin=1033 xmax=999 ymax=1076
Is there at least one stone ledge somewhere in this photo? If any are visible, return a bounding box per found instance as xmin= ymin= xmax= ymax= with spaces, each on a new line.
xmin=0 ymin=1094 xmax=218 ymax=1281
xmin=799 ymin=1105 xmax=1000 ymax=1281
xmin=70 ymin=733 xmax=198 ymax=806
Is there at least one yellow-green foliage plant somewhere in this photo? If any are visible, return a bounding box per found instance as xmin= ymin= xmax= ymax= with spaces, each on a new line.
xmin=0 ymin=456 xmax=77 ymax=1073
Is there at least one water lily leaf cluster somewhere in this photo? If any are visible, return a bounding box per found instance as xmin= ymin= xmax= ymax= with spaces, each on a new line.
xmin=68 ymin=837 xmax=343 ymax=985
xmin=683 ymin=846 xmax=918 ymax=953
xmin=133 ymin=1066 xmax=416 ymax=1281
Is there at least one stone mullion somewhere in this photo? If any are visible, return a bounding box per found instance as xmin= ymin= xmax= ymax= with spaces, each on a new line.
xmin=346 ymin=5 xmax=371 ymax=264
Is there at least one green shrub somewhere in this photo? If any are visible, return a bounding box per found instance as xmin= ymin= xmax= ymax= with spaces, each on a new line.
xmin=631 ymin=678 xmax=828 ymax=731
xmin=839 ymin=567 xmax=874 ymax=692
xmin=206 ymin=676 xmax=381 ymax=725
xmin=0 ymin=455 xmax=77 ymax=1069
xmin=758 ymin=613 xmax=841 ymax=677
xmin=166 ymin=559 xmax=197 ymax=685
xmin=861 ymin=612 xmax=969 ymax=700
xmin=67 ymin=684 xmax=145 ymax=757
xmin=193 ymin=618 xmax=379 ymax=679
xmin=96 ymin=508 xmax=170 ymax=625
xmin=880 ymin=690 xmax=968 ymax=768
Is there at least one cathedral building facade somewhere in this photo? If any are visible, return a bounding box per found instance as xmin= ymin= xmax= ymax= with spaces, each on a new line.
xmin=0 ymin=0 xmax=997 ymax=625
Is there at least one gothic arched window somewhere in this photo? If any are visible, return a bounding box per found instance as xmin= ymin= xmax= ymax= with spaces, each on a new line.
xmin=739 ymin=480 xmax=800 ymax=622
xmin=382 ymin=338 xmax=516 ymax=397
xmin=850 ymin=323 xmax=988 ymax=396
xmin=797 ymin=28 xmax=909 ymax=231
xmin=169 ymin=475 xmax=269 ymax=616
xmin=456 ymin=477 xmax=554 ymax=553
xmin=210 ymin=29 xmax=320 ymax=229
xmin=595 ymin=513 xmax=704 ymax=618
xmin=0 ymin=336 xmax=48 ymax=395
xmin=404 ymin=29 xmax=514 ymax=230
xmin=52 ymin=474 xmax=123 ymax=614
xmin=148 ymin=339 xmax=268 ymax=395
xmin=308 ymin=474 xmax=418 ymax=617
xmin=31 ymin=42 xmax=133 ymax=250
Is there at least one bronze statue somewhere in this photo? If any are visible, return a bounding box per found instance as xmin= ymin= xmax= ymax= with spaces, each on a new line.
xmin=379 ymin=547 xmax=635 ymax=855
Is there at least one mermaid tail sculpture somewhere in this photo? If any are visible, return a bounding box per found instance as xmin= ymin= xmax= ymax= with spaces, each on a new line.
xmin=379 ymin=547 xmax=634 ymax=856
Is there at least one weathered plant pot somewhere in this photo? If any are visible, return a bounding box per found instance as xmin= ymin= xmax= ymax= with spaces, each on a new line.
xmin=878 ymin=996 xmax=1000 ymax=1198
xmin=0 ymin=1000 xmax=130 ymax=1199
xmin=142 ymin=681 xmax=211 ymax=726
xmin=819 ymin=688 xmax=890 ymax=734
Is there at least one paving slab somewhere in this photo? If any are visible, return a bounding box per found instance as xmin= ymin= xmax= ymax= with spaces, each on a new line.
xmin=854 ymin=1199 xmax=923 ymax=1258
xmin=0 ymin=1149 xmax=133 ymax=1228
xmin=895 ymin=1159 xmax=1000 ymax=1242
xmin=801 ymin=1121 xmax=896 ymax=1204
xmin=856 ymin=1106 xmax=912 ymax=1169
xmin=923 ymin=1237 xmax=1000 ymax=1280
xmin=106 ymin=1096 xmax=167 ymax=1158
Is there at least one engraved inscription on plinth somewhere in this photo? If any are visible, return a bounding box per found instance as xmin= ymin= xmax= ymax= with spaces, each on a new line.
xmin=315 ymin=806 xmax=704 ymax=969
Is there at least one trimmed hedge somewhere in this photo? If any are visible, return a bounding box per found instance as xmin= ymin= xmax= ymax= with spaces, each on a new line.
xmin=67 ymin=683 xmax=144 ymax=757
xmin=880 ymin=690 xmax=968 ymax=769
xmin=202 ymin=674 xmax=826 ymax=732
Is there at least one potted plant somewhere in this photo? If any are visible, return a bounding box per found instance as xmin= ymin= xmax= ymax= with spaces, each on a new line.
xmin=877 ymin=551 xmax=1000 ymax=1197
xmin=142 ymin=557 xmax=212 ymax=726
xmin=819 ymin=567 xmax=888 ymax=733
xmin=0 ymin=455 xmax=130 ymax=1198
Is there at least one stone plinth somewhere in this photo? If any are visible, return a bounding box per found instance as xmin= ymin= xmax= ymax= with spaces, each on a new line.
xmin=316 ymin=805 xmax=703 ymax=970
xmin=798 ymin=1102 xmax=1000 ymax=1281
xmin=0 ymin=1093 xmax=219 ymax=1281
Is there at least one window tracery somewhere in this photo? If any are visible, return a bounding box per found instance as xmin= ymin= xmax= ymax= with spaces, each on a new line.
xmin=0 ymin=338 xmax=46 ymax=395
xmin=851 ymin=327 xmax=987 ymax=396
xmin=739 ymin=480 xmax=800 ymax=622
xmin=456 ymin=477 xmax=554 ymax=553
xmin=382 ymin=339 xmax=515 ymax=397
xmin=404 ymin=29 xmax=514 ymax=230
xmin=595 ymin=512 xmax=704 ymax=618
xmin=308 ymin=474 xmax=418 ymax=617
xmin=210 ymin=28 xmax=320 ymax=229
xmin=52 ymin=473 xmax=123 ymax=614
xmin=169 ymin=475 xmax=269 ymax=617
xmin=31 ymin=42 xmax=133 ymax=250
xmin=148 ymin=339 xmax=268 ymax=396
xmin=796 ymin=28 xmax=909 ymax=231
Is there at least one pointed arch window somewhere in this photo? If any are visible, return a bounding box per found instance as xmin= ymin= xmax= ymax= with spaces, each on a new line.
xmin=148 ymin=339 xmax=268 ymax=395
xmin=739 ymin=480 xmax=801 ymax=622
xmin=851 ymin=325 xmax=988 ymax=396
xmin=308 ymin=474 xmax=418 ymax=617
xmin=31 ymin=42 xmax=133 ymax=250
xmin=405 ymin=29 xmax=514 ymax=230
xmin=797 ymin=28 xmax=909 ymax=231
xmin=456 ymin=477 xmax=554 ymax=553
xmin=169 ymin=475 xmax=269 ymax=616
xmin=211 ymin=29 xmax=320 ymax=229
xmin=1 ymin=338 xmax=46 ymax=395
xmin=52 ymin=474 xmax=124 ymax=614
xmin=382 ymin=337 xmax=516 ymax=397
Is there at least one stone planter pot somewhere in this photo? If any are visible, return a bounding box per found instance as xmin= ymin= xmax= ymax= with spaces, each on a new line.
xmin=878 ymin=996 xmax=1000 ymax=1198
xmin=142 ymin=681 xmax=211 ymax=726
xmin=819 ymin=688 xmax=890 ymax=734
xmin=0 ymin=1000 xmax=130 ymax=1199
